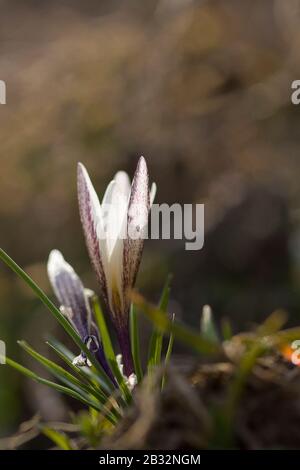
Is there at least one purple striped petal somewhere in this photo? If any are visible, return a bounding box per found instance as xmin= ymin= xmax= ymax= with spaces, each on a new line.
xmin=123 ymin=156 xmax=150 ymax=309
xmin=47 ymin=250 xmax=91 ymax=339
xmin=77 ymin=163 xmax=109 ymax=306
xmin=47 ymin=250 xmax=115 ymax=381
xmin=115 ymin=156 xmax=150 ymax=377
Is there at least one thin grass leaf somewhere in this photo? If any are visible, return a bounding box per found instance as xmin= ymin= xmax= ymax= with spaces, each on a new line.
xmin=5 ymin=357 xmax=112 ymax=416
xmin=46 ymin=339 xmax=122 ymax=420
xmin=46 ymin=338 xmax=110 ymax=392
xmin=132 ymin=291 xmax=221 ymax=356
xmin=0 ymin=248 xmax=114 ymax=391
xmin=46 ymin=340 xmax=108 ymax=397
xmin=234 ymin=311 xmax=289 ymax=350
xmin=235 ymin=329 xmax=300 ymax=353
xmin=221 ymin=318 xmax=233 ymax=341
xmin=216 ymin=312 xmax=287 ymax=446
xmin=272 ymin=327 xmax=300 ymax=346
xmin=42 ymin=427 xmax=73 ymax=450
xmin=19 ymin=340 xmax=91 ymax=393
xmin=256 ymin=309 xmax=287 ymax=337
xmin=47 ymin=339 xmax=122 ymax=411
xmin=130 ymin=304 xmax=143 ymax=383
xmin=161 ymin=314 xmax=175 ymax=389
xmin=148 ymin=275 xmax=171 ymax=371
xmin=18 ymin=340 xmax=110 ymax=409
xmin=221 ymin=339 xmax=267 ymax=446
xmin=91 ymin=296 xmax=132 ymax=404
xmin=227 ymin=341 xmax=267 ymax=410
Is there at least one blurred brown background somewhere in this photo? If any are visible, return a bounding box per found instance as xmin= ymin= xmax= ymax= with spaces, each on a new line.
xmin=1 ymin=0 xmax=300 ymax=441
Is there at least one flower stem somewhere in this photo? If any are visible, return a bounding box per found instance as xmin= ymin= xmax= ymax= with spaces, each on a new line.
xmin=116 ymin=325 xmax=134 ymax=377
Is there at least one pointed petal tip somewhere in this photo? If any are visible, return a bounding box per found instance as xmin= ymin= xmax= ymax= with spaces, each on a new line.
xmin=134 ymin=156 xmax=149 ymax=185
xmin=47 ymin=249 xmax=64 ymax=270
xmin=77 ymin=161 xmax=88 ymax=179
xmin=47 ymin=249 xmax=74 ymax=283
xmin=138 ymin=155 xmax=147 ymax=169
xmin=47 ymin=249 xmax=63 ymax=286
xmin=113 ymin=171 xmax=131 ymax=198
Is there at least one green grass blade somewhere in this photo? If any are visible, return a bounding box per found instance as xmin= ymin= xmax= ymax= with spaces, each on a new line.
xmin=46 ymin=339 xmax=109 ymax=397
xmin=256 ymin=310 xmax=287 ymax=337
xmin=221 ymin=339 xmax=267 ymax=446
xmin=46 ymin=339 xmax=122 ymax=421
xmin=0 ymin=248 xmax=114 ymax=391
xmin=148 ymin=275 xmax=171 ymax=371
xmin=5 ymin=357 xmax=110 ymax=415
xmin=17 ymin=341 xmax=118 ymax=424
xmin=130 ymin=304 xmax=143 ymax=383
xmin=132 ymin=291 xmax=221 ymax=356
xmin=272 ymin=327 xmax=300 ymax=346
xmin=46 ymin=338 xmax=110 ymax=392
xmin=161 ymin=314 xmax=175 ymax=389
xmin=18 ymin=340 xmax=108 ymax=407
xmin=42 ymin=427 xmax=73 ymax=450
xmin=221 ymin=318 xmax=233 ymax=341
xmin=91 ymin=296 xmax=132 ymax=404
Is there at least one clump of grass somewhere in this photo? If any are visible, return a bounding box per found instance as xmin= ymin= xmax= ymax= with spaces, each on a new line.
xmin=0 ymin=247 xmax=298 ymax=449
xmin=0 ymin=247 xmax=180 ymax=448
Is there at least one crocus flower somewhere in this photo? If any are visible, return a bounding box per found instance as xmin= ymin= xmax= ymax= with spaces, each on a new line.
xmin=47 ymin=249 xmax=115 ymax=382
xmin=77 ymin=156 xmax=156 ymax=377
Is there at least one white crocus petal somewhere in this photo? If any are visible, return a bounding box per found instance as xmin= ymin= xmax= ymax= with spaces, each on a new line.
xmin=101 ymin=179 xmax=115 ymax=207
xmin=114 ymin=171 xmax=131 ymax=199
xmin=102 ymin=171 xmax=131 ymax=319
xmin=100 ymin=180 xmax=117 ymax=258
xmin=150 ymin=182 xmax=157 ymax=207
xmin=104 ymin=171 xmax=130 ymax=251
xmin=77 ymin=162 xmax=109 ymax=305
xmin=113 ymin=172 xmax=131 ymax=246
xmin=105 ymin=182 xmax=127 ymax=258
xmin=101 ymin=180 xmax=125 ymax=318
